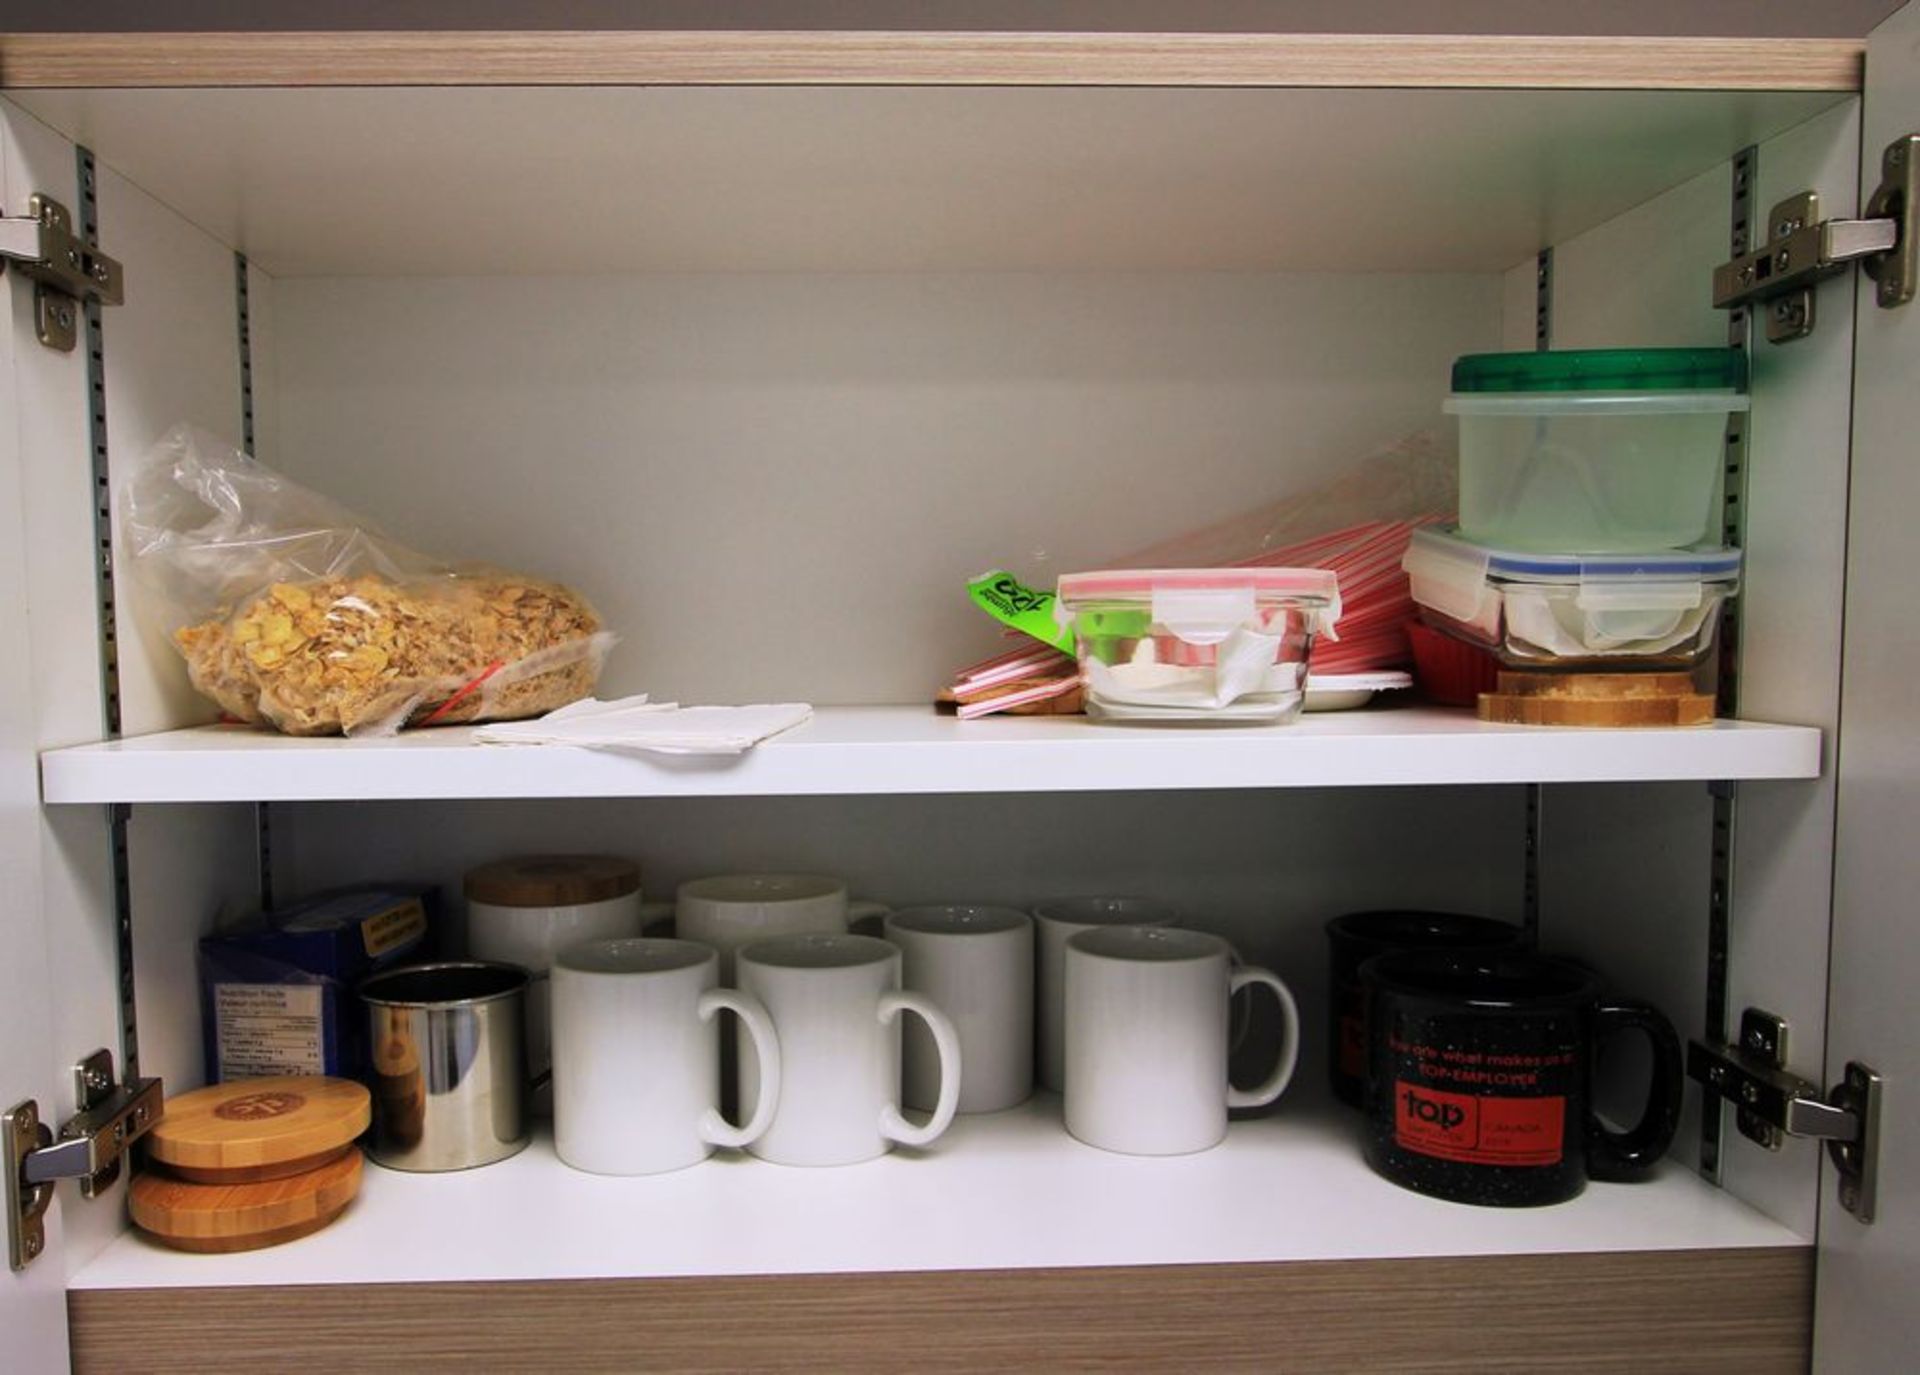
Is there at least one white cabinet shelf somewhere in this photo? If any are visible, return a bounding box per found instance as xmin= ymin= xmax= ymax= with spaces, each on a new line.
xmin=70 ymin=1095 xmax=1801 ymax=1293
xmin=38 ymin=706 xmax=1822 ymax=805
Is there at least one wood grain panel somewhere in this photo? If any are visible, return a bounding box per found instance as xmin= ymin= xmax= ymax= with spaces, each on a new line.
xmin=72 ymin=1248 xmax=1811 ymax=1372
xmin=0 ymin=32 xmax=1862 ymax=92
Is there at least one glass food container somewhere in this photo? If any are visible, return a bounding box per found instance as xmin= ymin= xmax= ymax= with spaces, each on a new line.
xmin=1403 ymin=526 xmax=1741 ymax=669
xmin=1055 ymin=568 xmax=1340 ymax=723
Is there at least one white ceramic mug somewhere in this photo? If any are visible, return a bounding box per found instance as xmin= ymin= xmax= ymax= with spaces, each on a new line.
xmin=676 ymin=874 xmax=887 ymax=982
xmin=1063 ymin=926 xmax=1299 ymax=1156
xmin=885 ymin=905 xmax=1034 ymax=1115
xmin=1032 ymin=897 xmax=1179 ymax=1093
xmin=845 ymin=901 xmax=894 ymax=939
xmin=736 ymin=933 xmax=961 ymax=1166
xmin=550 ymin=938 xmax=782 ymax=1176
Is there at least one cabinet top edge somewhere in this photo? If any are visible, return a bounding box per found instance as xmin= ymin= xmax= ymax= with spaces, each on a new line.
xmin=0 ymin=32 xmax=1864 ymax=93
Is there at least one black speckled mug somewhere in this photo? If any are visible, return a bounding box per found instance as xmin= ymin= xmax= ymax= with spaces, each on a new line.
xmin=1360 ymin=950 xmax=1682 ymax=1207
xmin=1324 ymin=911 xmax=1527 ymax=1109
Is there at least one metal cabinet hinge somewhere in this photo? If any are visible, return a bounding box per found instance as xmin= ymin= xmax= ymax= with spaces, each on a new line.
xmin=1711 ymin=133 xmax=1917 ymax=343
xmin=3 ymin=1050 xmax=162 ymax=1271
xmin=1688 ymin=1009 xmax=1883 ymax=1224
xmin=0 ymin=193 xmax=125 ymax=351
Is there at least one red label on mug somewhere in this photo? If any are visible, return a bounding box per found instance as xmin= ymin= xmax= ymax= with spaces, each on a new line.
xmin=1394 ymin=1081 xmax=1565 ymax=1166
xmin=1338 ymin=1014 xmax=1367 ymax=1079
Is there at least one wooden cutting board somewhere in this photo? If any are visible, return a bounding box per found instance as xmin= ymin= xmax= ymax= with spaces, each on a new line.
xmin=130 ymin=1149 xmax=363 ymax=1253
xmin=146 ymin=1076 xmax=370 ymax=1183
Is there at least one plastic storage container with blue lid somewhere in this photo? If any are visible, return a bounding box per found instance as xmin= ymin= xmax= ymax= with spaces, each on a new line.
xmin=1403 ymin=526 xmax=1742 ymax=669
xmin=1445 ymin=347 xmax=1749 ymax=553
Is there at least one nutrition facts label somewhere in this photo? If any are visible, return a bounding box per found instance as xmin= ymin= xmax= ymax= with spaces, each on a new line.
xmin=214 ymin=983 xmax=326 ymax=1078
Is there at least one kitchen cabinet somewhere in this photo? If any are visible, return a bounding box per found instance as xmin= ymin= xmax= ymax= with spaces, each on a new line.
xmin=0 ymin=14 xmax=1913 ymax=1371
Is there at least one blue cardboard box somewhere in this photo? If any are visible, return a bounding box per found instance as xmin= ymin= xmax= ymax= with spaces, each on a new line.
xmin=199 ymin=885 xmax=434 ymax=1083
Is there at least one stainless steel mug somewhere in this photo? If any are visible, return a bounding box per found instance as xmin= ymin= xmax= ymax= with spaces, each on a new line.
xmin=359 ymin=961 xmax=533 ymax=1171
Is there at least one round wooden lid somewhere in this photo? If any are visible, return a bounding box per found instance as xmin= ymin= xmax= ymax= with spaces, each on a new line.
xmin=131 ymin=1150 xmax=363 ymax=1253
xmin=464 ymin=854 xmax=641 ymax=907
xmin=147 ymin=1077 xmax=370 ymax=1176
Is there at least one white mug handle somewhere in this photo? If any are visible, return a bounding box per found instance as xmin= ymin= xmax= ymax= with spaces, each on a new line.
xmin=847 ymin=900 xmax=891 ymax=938
xmin=639 ymin=901 xmax=677 ymax=938
xmin=1225 ymin=966 xmax=1299 ymax=1110
xmin=877 ymin=990 xmax=960 ymax=1148
xmin=697 ymin=988 xmax=781 ymax=1149
xmin=1223 ymin=939 xmax=1254 ymax=1054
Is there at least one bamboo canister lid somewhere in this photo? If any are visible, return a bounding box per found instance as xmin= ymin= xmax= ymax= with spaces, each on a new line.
xmin=464 ymin=854 xmax=641 ymax=907
xmin=131 ymin=1150 xmax=363 ymax=1253
xmin=146 ymin=1077 xmax=370 ymax=1180
xmin=1477 ymin=671 xmax=1715 ymax=727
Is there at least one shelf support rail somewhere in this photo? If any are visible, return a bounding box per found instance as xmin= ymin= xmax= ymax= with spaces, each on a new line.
xmin=1700 ymin=144 xmax=1757 ymax=1184
xmin=233 ymin=249 xmax=274 ymax=912
xmin=75 ymin=145 xmax=144 ymax=1085
xmin=1522 ymin=248 xmax=1552 ymax=943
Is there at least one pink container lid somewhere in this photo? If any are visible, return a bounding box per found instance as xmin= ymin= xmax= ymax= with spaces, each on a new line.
xmin=1058 ymin=567 xmax=1339 ymax=602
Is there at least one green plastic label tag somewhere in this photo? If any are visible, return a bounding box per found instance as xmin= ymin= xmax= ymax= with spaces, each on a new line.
xmin=967 ymin=570 xmax=1076 ymax=653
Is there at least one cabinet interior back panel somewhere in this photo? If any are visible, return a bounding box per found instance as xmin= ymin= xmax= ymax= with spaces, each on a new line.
xmin=272 ymin=271 xmax=1495 ymax=707
xmin=278 ymin=783 xmax=1527 ymax=1089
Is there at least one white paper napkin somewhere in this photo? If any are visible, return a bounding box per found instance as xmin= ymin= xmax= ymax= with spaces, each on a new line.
xmin=473 ymin=695 xmax=812 ymax=756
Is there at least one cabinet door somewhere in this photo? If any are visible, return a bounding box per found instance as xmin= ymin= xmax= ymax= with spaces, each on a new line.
xmin=1819 ymin=0 xmax=1920 ymax=1367
xmin=0 ymin=548 xmax=69 ymax=1368
xmin=0 ymin=121 xmax=74 ymax=1371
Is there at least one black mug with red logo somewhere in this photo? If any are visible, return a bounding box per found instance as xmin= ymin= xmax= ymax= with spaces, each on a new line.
xmin=1324 ymin=911 xmax=1527 ymax=1109
xmin=1360 ymin=949 xmax=1682 ymax=1207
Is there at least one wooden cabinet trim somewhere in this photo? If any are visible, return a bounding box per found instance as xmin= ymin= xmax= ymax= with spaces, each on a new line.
xmin=71 ymin=1247 xmax=1812 ymax=1372
xmin=0 ymin=32 xmax=1862 ymax=92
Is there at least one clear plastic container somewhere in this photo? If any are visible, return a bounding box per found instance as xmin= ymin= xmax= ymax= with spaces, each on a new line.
xmin=1446 ymin=348 xmax=1749 ymax=553
xmin=1054 ymin=568 xmax=1340 ymax=723
xmin=1403 ymin=526 xmax=1741 ymax=669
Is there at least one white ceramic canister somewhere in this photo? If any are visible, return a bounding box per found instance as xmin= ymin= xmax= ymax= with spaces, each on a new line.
xmin=464 ymin=855 xmax=646 ymax=1111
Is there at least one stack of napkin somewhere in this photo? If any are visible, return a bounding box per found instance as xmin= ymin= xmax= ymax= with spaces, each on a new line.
xmin=473 ymin=696 xmax=811 ymax=756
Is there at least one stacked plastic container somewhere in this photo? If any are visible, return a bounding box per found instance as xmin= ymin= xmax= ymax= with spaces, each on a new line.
xmin=1406 ymin=348 xmax=1748 ymax=721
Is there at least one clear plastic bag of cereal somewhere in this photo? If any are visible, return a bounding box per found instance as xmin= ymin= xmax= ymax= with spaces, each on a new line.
xmin=123 ymin=425 xmax=615 ymax=737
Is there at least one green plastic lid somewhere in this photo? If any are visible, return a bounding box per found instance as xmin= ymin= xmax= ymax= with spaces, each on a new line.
xmin=1451 ymin=347 xmax=1747 ymax=394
